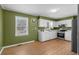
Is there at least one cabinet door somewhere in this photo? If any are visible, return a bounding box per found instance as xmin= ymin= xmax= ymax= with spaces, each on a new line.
xmin=50 ymin=30 xmax=57 ymax=39
xmin=53 ymin=21 xmax=56 ymax=27
xmin=52 ymin=30 xmax=57 ymax=39
xmin=48 ymin=21 xmax=54 ymax=28
xmin=65 ymin=30 xmax=71 ymax=41
xmin=65 ymin=20 xmax=72 ymax=27
xmin=39 ymin=31 xmax=50 ymax=42
xmin=49 ymin=31 xmax=53 ymax=39
xmin=58 ymin=20 xmax=66 ymax=25
xmin=39 ymin=19 xmax=48 ymax=27
xmin=54 ymin=21 xmax=59 ymax=27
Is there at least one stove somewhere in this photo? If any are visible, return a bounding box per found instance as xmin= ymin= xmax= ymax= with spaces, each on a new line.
xmin=57 ymin=30 xmax=66 ymax=38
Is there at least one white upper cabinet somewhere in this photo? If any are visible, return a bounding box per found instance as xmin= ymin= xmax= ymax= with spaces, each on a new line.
xmin=56 ymin=20 xmax=66 ymax=27
xmin=53 ymin=20 xmax=66 ymax=27
xmin=39 ymin=19 xmax=48 ymax=27
xmin=54 ymin=19 xmax=72 ymax=27
xmin=53 ymin=21 xmax=58 ymax=27
xmin=65 ymin=19 xmax=72 ymax=27
xmin=59 ymin=20 xmax=66 ymax=25
xmin=48 ymin=20 xmax=54 ymax=28
xmin=39 ymin=18 xmax=72 ymax=28
xmin=39 ymin=19 xmax=54 ymax=28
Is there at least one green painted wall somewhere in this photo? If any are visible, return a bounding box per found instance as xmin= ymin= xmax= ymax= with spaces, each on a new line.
xmin=0 ymin=6 xmax=3 ymax=50
xmin=3 ymin=10 xmax=38 ymax=46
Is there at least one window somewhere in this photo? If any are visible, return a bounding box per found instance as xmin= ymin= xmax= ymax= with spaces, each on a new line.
xmin=15 ymin=16 xmax=28 ymax=36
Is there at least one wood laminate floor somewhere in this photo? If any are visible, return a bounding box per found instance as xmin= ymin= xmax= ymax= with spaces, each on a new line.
xmin=1 ymin=39 xmax=77 ymax=55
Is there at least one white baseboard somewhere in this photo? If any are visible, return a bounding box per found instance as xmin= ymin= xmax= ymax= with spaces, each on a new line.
xmin=0 ymin=40 xmax=35 ymax=55
xmin=0 ymin=48 xmax=4 ymax=55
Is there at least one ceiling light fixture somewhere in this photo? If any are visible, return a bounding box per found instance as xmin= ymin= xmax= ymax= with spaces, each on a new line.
xmin=50 ymin=8 xmax=59 ymax=13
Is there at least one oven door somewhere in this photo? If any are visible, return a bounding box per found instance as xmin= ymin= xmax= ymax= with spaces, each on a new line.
xmin=57 ymin=33 xmax=64 ymax=38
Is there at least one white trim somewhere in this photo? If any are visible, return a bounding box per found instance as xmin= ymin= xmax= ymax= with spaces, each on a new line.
xmin=0 ymin=48 xmax=4 ymax=55
xmin=0 ymin=40 xmax=35 ymax=55
xmin=3 ymin=40 xmax=35 ymax=48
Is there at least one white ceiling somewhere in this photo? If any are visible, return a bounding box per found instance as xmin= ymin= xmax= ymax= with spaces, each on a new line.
xmin=1 ymin=4 xmax=78 ymax=19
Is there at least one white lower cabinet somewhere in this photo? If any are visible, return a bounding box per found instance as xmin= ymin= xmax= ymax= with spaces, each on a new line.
xmin=65 ymin=30 xmax=72 ymax=41
xmin=38 ymin=31 xmax=49 ymax=42
xmin=38 ymin=30 xmax=57 ymax=42
xmin=50 ymin=30 xmax=57 ymax=39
